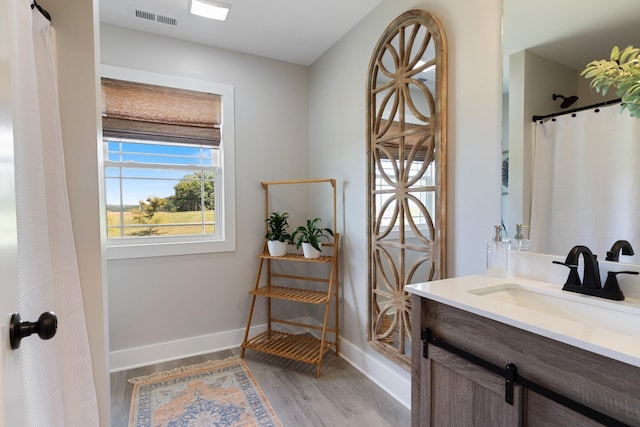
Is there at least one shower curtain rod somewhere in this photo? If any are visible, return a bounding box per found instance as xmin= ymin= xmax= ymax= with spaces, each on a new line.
xmin=532 ymin=98 xmax=622 ymax=122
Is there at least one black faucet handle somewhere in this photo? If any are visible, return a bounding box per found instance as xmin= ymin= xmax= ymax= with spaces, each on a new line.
xmin=601 ymin=270 xmax=639 ymax=301
xmin=552 ymin=260 xmax=578 ymax=268
xmin=607 ymin=270 xmax=640 ymax=281
xmin=552 ymin=260 xmax=581 ymax=287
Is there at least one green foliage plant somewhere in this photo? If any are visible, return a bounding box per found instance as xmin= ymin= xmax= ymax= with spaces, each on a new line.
xmin=581 ymin=45 xmax=640 ymax=118
xmin=265 ymin=211 xmax=291 ymax=242
xmin=172 ymin=171 xmax=215 ymax=211
xmin=133 ymin=196 xmax=166 ymax=235
xmin=291 ymin=217 xmax=334 ymax=252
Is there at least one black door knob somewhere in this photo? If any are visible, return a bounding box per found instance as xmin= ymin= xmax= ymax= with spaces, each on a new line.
xmin=9 ymin=311 xmax=57 ymax=350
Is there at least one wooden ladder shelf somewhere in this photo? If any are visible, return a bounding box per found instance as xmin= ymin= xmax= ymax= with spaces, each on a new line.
xmin=240 ymin=179 xmax=339 ymax=377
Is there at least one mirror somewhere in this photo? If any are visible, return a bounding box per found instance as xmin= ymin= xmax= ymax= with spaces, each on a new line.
xmin=502 ymin=0 xmax=640 ymax=262
xmin=366 ymin=10 xmax=447 ymax=366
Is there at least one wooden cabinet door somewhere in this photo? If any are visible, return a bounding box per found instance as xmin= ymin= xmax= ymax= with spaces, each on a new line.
xmin=525 ymin=391 xmax=602 ymax=427
xmin=421 ymin=346 xmax=523 ymax=427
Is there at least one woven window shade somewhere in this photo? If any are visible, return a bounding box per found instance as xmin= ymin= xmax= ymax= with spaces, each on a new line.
xmin=377 ymin=120 xmax=431 ymax=161
xmin=101 ymin=78 xmax=222 ymax=146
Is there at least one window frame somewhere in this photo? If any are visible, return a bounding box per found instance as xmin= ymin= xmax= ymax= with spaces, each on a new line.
xmin=375 ymin=157 xmax=436 ymax=232
xmin=101 ymin=65 xmax=236 ymax=260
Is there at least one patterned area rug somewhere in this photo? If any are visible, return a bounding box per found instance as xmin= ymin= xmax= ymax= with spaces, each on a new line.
xmin=128 ymin=356 xmax=282 ymax=427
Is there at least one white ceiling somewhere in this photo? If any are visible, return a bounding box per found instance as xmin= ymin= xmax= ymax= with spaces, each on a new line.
xmin=504 ymin=0 xmax=640 ymax=73
xmin=100 ymin=1 xmax=640 ymax=78
xmin=99 ymin=0 xmax=384 ymax=66
xmin=502 ymin=0 xmax=640 ymax=93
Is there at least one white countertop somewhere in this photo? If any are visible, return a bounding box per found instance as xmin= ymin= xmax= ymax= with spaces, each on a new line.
xmin=407 ymin=275 xmax=640 ymax=368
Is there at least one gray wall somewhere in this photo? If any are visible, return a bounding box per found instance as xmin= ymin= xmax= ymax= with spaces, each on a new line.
xmin=308 ymin=0 xmax=502 ymax=403
xmin=102 ymin=0 xmax=502 ymax=409
xmin=101 ymin=23 xmax=309 ymax=355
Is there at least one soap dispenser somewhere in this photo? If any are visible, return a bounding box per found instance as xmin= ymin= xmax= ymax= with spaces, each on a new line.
xmin=486 ymin=225 xmax=509 ymax=277
xmin=513 ymin=224 xmax=530 ymax=251
xmin=493 ymin=225 xmax=502 ymax=243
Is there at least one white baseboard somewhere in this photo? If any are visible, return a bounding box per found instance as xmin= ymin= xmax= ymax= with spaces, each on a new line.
xmin=109 ymin=324 xmax=411 ymax=411
xmin=109 ymin=324 xmax=267 ymax=372
xmin=338 ymin=337 xmax=411 ymax=410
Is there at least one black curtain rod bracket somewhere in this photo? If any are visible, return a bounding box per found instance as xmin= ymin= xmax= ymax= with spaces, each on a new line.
xmin=31 ymin=0 xmax=51 ymax=22
xmin=532 ymin=98 xmax=622 ymax=122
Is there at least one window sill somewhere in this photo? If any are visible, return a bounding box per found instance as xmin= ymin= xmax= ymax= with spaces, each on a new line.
xmin=106 ymin=238 xmax=235 ymax=260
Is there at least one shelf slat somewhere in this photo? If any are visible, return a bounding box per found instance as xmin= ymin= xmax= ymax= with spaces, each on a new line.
xmin=249 ymin=286 xmax=328 ymax=304
xmin=242 ymin=331 xmax=335 ymax=365
xmin=259 ymin=252 xmax=334 ymax=263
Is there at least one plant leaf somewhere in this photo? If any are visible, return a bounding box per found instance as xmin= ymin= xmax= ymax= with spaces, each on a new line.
xmin=610 ymin=45 xmax=620 ymax=62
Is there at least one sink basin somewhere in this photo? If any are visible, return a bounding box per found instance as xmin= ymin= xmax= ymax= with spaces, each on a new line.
xmin=469 ymin=282 xmax=640 ymax=337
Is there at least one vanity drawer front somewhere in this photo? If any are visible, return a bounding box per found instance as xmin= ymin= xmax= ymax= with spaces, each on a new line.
xmin=412 ymin=296 xmax=640 ymax=427
xmin=425 ymin=345 xmax=523 ymax=426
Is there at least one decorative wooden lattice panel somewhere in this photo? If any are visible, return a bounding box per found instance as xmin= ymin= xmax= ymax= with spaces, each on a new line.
xmin=366 ymin=10 xmax=447 ymax=366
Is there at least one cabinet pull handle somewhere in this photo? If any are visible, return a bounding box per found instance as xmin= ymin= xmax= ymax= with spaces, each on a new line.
xmin=505 ymin=363 xmax=517 ymax=405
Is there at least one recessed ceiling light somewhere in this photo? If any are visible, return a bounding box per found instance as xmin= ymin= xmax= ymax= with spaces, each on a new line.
xmin=190 ymin=0 xmax=230 ymax=21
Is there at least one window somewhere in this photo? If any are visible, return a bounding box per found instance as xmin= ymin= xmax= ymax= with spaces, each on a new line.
xmin=105 ymin=140 xmax=218 ymax=238
xmin=101 ymin=66 xmax=235 ymax=259
xmin=375 ymin=158 xmax=435 ymax=230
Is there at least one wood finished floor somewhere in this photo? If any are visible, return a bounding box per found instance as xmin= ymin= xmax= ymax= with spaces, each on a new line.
xmin=110 ymin=348 xmax=410 ymax=426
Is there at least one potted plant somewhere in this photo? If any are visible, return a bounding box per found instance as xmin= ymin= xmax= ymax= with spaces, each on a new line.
xmin=265 ymin=211 xmax=291 ymax=256
xmin=291 ymin=217 xmax=334 ymax=259
xmin=581 ymin=45 xmax=640 ymax=118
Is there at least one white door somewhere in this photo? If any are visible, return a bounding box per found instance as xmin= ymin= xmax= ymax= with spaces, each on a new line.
xmin=0 ymin=0 xmax=27 ymax=424
xmin=0 ymin=180 xmax=24 ymax=425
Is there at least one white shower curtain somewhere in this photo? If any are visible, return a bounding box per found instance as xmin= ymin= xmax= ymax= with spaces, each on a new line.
xmin=8 ymin=1 xmax=99 ymax=425
xmin=530 ymin=103 xmax=640 ymax=260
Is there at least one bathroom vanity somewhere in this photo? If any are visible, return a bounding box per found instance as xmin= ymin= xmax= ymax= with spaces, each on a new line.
xmin=408 ymin=274 xmax=640 ymax=426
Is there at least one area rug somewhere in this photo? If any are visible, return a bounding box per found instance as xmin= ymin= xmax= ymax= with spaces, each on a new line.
xmin=128 ymin=356 xmax=282 ymax=427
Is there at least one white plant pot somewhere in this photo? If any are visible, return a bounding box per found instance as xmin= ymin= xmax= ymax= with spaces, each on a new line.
xmin=301 ymin=242 xmax=321 ymax=259
xmin=267 ymin=240 xmax=288 ymax=257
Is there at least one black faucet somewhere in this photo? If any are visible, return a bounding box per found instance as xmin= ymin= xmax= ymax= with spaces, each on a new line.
xmin=553 ymin=245 xmax=639 ymax=300
xmin=605 ymin=240 xmax=635 ymax=262
xmin=554 ymin=245 xmax=601 ymax=289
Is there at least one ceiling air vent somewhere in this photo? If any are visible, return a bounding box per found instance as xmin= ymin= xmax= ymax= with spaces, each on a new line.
xmin=134 ymin=9 xmax=155 ymax=22
xmin=156 ymin=15 xmax=178 ymax=26
xmin=130 ymin=7 xmax=179 ymax=27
